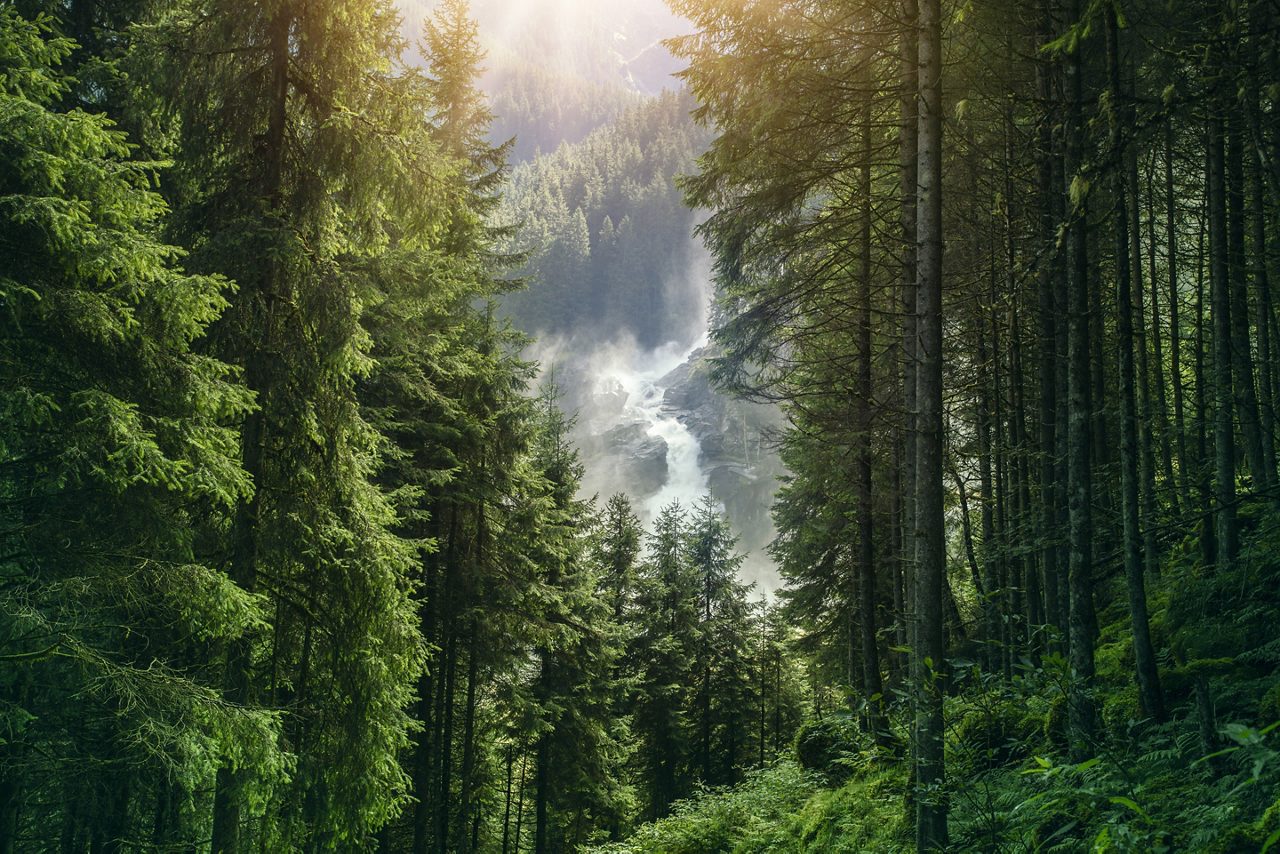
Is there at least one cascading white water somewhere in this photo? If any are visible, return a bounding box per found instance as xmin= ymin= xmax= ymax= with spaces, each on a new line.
xmin=589 ymin=335 xmax=710 ymax=520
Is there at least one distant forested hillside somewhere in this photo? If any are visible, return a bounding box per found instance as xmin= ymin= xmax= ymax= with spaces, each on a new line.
xmin=398 ymin=0 xmax=687 ymax=161
xmin=498 ymin=91 xmax=711 ymax=348
xmin=485 ymin=62 xmax=637 ymax=162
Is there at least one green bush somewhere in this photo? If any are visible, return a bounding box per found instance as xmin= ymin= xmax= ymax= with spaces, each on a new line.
xmin=587 ymin=762 xmax=818 ymax=854
xmin=752 ymin=768 xmax=909 ymax=853
xmin=948 ymin=696 xmax=1046 ymax=775
xmin=793 ymin=714 xmax=862 ymax=783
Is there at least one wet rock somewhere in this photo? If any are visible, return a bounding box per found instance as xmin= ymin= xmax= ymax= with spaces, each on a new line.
xmin=602 ymin=421 xmax=668 ymax=496
xmin=658 ymin=347 xmax=785 ymax=556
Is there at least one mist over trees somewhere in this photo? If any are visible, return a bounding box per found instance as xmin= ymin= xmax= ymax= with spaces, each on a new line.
xmin=498 ymin=92 xmax=710 ymax=349
xmin=3 ymin=0 xmax=1280 ymax=852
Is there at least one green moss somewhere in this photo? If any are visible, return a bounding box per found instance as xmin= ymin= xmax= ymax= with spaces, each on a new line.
xmin=1100 ymin=683 xmax=1140 ymax=731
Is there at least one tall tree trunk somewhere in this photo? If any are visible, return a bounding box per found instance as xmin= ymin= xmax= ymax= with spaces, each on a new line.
xmin=1249 ymin=136 xmax=1278 ymax=482
xmin=1227 ymin=116 xmax=1270 ymax=490
xmin=991 ymin=278 xmax=1013 ymax=674
xmin=501 ymin=745 xmax=515 ymax=854
xmin=1009 ymin=300 xmax=1040 ymax=644
xmin=1167 ymin=125 xmax=1193 ymax=502
xmin=1130 ymin=147 xmax=1162 ymax=579
xmin=1106 ymin=6 xmax=1165 ymax=723
xmin=1209 ymin=113 xmax=1240 ymax=568
xmin=1064 ymin=0 xmax=1098 ymax=759
xmin=857 ymin=100 xmax=888 ymax=749
xmin=900 ymin=0 xmax=921 ymax=703
xmin=435 ymin=510 xmax=463 ymax=854
xmin=1036 ymin=1 xmax=1064 ymax=645
xmin=457 ymin=624 xmax=480 ymax=854
xmin=1146 ymin=153 xmax=1178 ymax=512
xmin=533 ymin=721 xmax=549 ymax=854
xmin=977 ymin=324 xmax=999 ymax=669
xmin=915 ymin=0 xmax=948 ymax=845
xmin=1194 ymin=199 xmax=1217 ymax=567
xmin=513 ymin=749 xmax=528 ymax=854
xmin=412 ymin=532 xmax=441 ymax=854
xmin=211 ymin=10 xmax=291 ymax=851
xmin=891 ymin=440 xmax=909 ymax=683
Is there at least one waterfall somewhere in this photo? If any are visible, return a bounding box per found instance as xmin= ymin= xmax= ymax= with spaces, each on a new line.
xmin=588 ymin=335 xmax=710 ymax=521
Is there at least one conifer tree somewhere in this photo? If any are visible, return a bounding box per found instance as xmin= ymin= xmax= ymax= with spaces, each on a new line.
xmin=0 ymin=10 xmax=266 ymax=849
xmin=160 ymin=2 xmax=442 ymax=847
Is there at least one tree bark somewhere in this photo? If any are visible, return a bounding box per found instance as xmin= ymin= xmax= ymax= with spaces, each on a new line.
xmin=1146 ymin=152 xmax=1178 ymax=512
xmin=1036 ymin=1 xmax=1064 ymax=646
xmin=1249 ymin=137 xmax=1278 ymax=484
xmin=1227 ymin=115 xmax=1270 ymax=490
xmin=856 ymin=99 xmax=888 ymax=749
xmin=1064 ymin=0 xmax=1098 ymax=760
xmin=1209 ymin=112 xmax=1240 ymax=568
xmin=1106 ymin=6 xmax=1165 ymax=722
xmin=900 ymin=0 xmax=921 ymax=701
xmin=1194 ymin=197 xmax=1217 ymax=567
xmin=915 ymin=0 xmax=948 ymax=845
xmin=1167 ymin=124 xmax=1193 ymax=503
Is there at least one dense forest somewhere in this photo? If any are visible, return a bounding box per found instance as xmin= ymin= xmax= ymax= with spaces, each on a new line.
xmin=497 ymin=91 xmax=709 ymax=348
xmin=3 ymin=0 xmax=1280 ymax=853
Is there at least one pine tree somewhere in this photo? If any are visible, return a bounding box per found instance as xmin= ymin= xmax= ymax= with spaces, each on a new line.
xmin=630 ymin=502 xmax=701 ymax=819
xmin=0 ymin=10 xmax=266 ymax=849
xmin=160 ymin=2 xmax=441 ymax=846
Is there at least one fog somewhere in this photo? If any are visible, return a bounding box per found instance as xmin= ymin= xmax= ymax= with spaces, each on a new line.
xmin=529 ymin=250 xmax=784 ymax=597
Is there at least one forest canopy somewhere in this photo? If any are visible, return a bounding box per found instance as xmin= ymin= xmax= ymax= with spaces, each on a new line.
xmin=2 ymin=0 xmax=1280 ymax=852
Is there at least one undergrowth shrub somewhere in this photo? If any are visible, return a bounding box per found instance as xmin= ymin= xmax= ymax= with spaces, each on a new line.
xmin=587 ymin=762 xmax=817 ymax=854
xmin=793 ymin=714 xmax=862 ymax=783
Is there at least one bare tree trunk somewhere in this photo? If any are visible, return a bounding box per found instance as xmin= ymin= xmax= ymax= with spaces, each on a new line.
xmin=1064 ymin=0 xmax=1098 ymax=760
xmin=512 ymin=749 xmax=529 ymax=854
xmin=1130 ymin=148 xmax=1162 ymax=579
xmin=412 ymin=516 xmax=443 ymax=854
xmin=457 ymin=624 xmax=480 ymax=854
xmin=915 ymin=0 xmax=948 ymax=845
xmin=1035 ymin=2 xmax=1064 ymax=642
xmin=1106 ymin=6 xmax=1165 ymax=723
xmin=501 ymin=745 xmax=515 ymax=854
xmin=900 ymin=0 xmax=921 ymax=696
xmin=856 ymin=100 xmax=888 ymax=748
xmin=1250 ymin=136 xmax=1278 ymax=483
xmin=1227 ymin=115 xmax=1270 ymax=490
xmin=977 ymin=323 xmax=999 ymax=668
xmin=1209 ymin=112 xmax=1240 ymax=568
xmin=1167 ymin=125 xmax=1193 ymax=503
xmin=1194 ymin=197 xmax=1217 ymax=567
xmin=1146 ymin=152 xmax=1178 ymax=512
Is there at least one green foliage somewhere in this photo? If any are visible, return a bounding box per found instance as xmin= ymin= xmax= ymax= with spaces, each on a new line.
xmin=756 ymin=768 xmax=909 ymax=853
xmin=497 ymin=91 xmax=710 ymax=348
xmin=793 ymin=715 xmax=862 ymax=783
xmin=588 ymin=762 xmax=819 ymax=854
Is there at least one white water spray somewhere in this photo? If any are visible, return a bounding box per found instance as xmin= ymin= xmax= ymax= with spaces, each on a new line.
xmin=587 ymin=335 xmax=710 ymax=521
